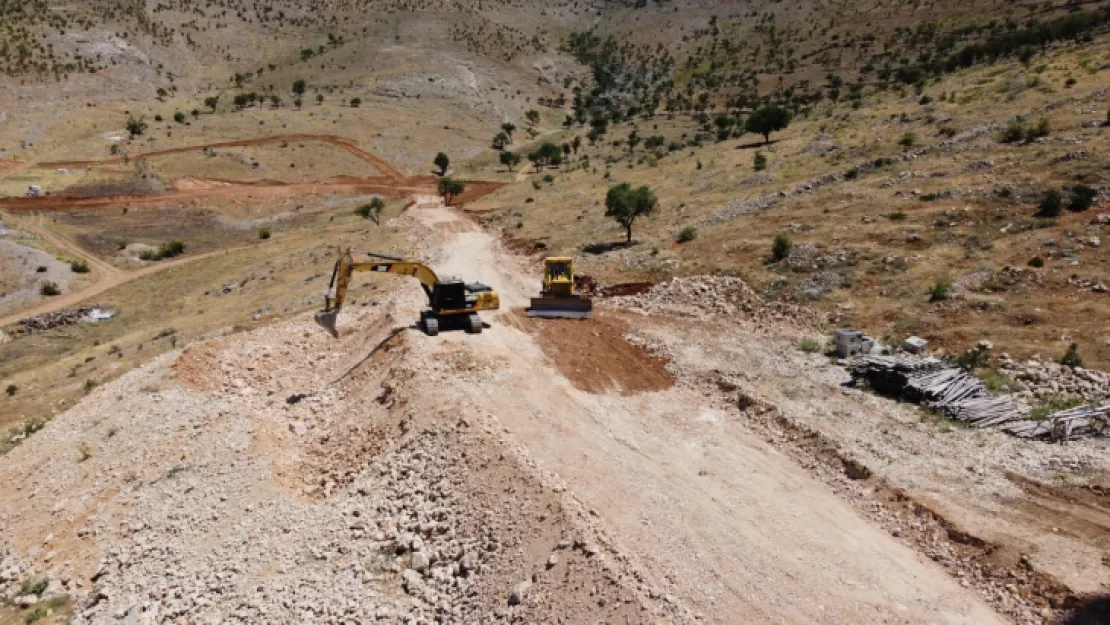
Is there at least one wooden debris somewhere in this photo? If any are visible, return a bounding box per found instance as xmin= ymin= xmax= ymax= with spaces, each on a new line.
xmin=848 ymin=355 xmax=1108 ymax=442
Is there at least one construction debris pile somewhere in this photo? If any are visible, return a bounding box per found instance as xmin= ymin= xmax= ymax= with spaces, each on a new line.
xmin=849 ymin=355 xmax=1109 ymax=441
xmin=13 ymin=306 xmax=115 ymax=335
xmin=604 ymin=276 xmax=825 ymax=327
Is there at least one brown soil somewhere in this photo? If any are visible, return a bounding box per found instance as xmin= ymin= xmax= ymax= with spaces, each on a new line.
xmin=507 ymin=308 xmax=674 ymax=396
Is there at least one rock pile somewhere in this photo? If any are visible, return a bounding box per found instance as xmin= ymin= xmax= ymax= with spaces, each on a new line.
xmin=15 ymin=306 xmax=112 ymax=335
xmin=999 ymin=354 xmax=1110 ymax=401
xmin=604 ymin=275 xmax=824 ymax=327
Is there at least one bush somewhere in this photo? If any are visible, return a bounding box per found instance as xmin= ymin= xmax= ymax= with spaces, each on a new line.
xmin=1036 ymin=190 xmax=1063 ymax=217
xmin=898 ymin=133 xmax=917 ymax=148
xmin=771 ymin=233 xmax=792 ymax=262
xmin=928 ymin=275 xmax=952 ymax=302
xmin=753 ymin=151 xmax=767 ymax=171
xmin=349 ymin=97 xmax=361 ymax=108
xmin=139 ymin=240 xmax=186 ymax=261
xmin=173 ymin=111 xmax=186 ymax=124
xmin=70 ymin=260 xmax=89 ymax=273
xmin=677 ymin=226 xmax=698 ymax=243
xmin=1059 ymin=343 xmax=1084 ymax=369
xmin=40 ymin=281 xmax=60 ymax=296
xmin=542 ymin=174 xmax=554 ymax=183
xmin=20 ymin=577 xmax=48 ymax=596
xmin=5 ymin=384 xmax=16 ymax=397
xmin=920 ymin=192 xmax=938 ymax=201
xmin=1000 ymin=122 xmax=1025 ymax=143
xmin=1068 ymin=185 xmax=1096 ymax=212
xmin=799 ymin=338 xmax=822 ymax=353
xmin=1028 ymin=256 xmax=1045 ymax=268
xmin=259 ymin=228 xmax=271 ymax=240
xmin=888 ymin=211 xmax=907 ymax=221
xmin=844 ymin=167 xmax=859 ymax=180
xmin=25 ymin=607 xmax=46 ymax=624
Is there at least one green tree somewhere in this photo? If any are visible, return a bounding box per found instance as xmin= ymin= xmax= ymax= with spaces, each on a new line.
xmin=438 ymin=177 xmax=465 ymax=205
xmin=525 ymin=109 xmax=540 ymax=126
xmin=499 ymin=151 xmax=521 ymax=172
xmin=350 ymin=97 xmax=361 ymax=108
xmin=605 ymin=183 xmax=658 ymax=244
xmin=270 ymin=94 xmax=281 ymax=108
xmin=316 ymin=93 xmax=324 ymax=105
xmin=355 ymin=197 xmax=386 ymax=224
xmin=1059 ymin=343 xmax=1084 ymax=369
xmin=294 ymin=97 xmax=302 ymax=110
xmin=1068 ymin=185 xmax=1096 ymax=212
xmin=501 ymin=122 xmax=516 ymax=140
xmin=491 ymin=132 xmax=509 ymax=151
xmin=173 ymin=111 xmax=186 ymax=124
xmin=572 ymin=136 xmax=582 ymax=154
xmin=627 ymin=130 xmax=641 ymax=155
xmin=293 ymin=79 xmax=306 ymax=96
xmin=745 ymin=106 xmax=792 ymax=144
xmin=204 ymin=96 xmax=219 ymax=112
xmin=434 ymin=152 xmax=450 ymax=176
xmin=754 ymin=151 xmax=767 ymax=171
xmin=233 ymin=94 xmax=248 ymax=109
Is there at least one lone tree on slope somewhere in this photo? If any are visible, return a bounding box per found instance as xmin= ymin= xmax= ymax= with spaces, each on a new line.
xmin=438 ymin=177 xmax=465 ymax=205
xmin=501 ymin=122 xmax=516 ymax=140
xmin=605 ymin=183 xmax=657 ymax=244
xmin=499 ymin=151 xmax=521 ymax=172
xmin=293 ymin=79 xmax=306 ymax=96
xmin=745 ymin=105 xmax=792 ymax=144
xmin=434 ymin=152 xmax=450 ymax=176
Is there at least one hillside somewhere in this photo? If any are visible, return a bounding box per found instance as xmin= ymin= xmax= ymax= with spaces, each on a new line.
xmin=1 ymin=0 xmax=1109 ymax=624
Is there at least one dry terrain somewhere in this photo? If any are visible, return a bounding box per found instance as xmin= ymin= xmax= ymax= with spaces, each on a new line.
xmin=2 ymin=0 xmax=1110 ymax=623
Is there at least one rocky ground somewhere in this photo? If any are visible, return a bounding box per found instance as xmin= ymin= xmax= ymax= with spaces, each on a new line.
xmin=0 ymin=199 xmax=1107 ymax=625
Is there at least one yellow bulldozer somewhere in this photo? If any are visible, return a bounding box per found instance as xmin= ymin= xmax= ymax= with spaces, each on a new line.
xmin=315 ymin=249 xmax=499 ymax=336
xmin=527 ymin=256 xmax=593 ymax=319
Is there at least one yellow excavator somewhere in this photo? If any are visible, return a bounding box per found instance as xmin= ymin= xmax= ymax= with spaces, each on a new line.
xmin=527 ymin=256 xmax=593 ymax=319
xmin=315 ymin=249 xmax=499 ymax=336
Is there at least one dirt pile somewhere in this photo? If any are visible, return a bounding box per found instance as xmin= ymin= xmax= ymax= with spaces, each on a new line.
xmin=603 ymin=275 xmax=824 ymax=327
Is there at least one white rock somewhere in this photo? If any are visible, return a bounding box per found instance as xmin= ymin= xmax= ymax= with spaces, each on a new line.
xmin=508 ymin=580 xmax=531 ymax=606
xmin=410 ymin=551 xmax=429 ymax=573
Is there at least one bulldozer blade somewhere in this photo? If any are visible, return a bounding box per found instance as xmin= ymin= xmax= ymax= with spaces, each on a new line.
xmin=314 ymin=310 xmax=339 ymax=337
xmin=527 ymin=296 xmax=593 ymax=320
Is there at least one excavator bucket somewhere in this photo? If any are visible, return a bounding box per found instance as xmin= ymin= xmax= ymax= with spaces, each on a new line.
xmin=527 ymin=295 xmax=593 ymax=319
xmin=314 ymin=309 xmax=340 ymax=337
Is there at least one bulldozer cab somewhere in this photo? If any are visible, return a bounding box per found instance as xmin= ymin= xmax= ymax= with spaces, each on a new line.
xmin=431 ymin=280 xmax=469 ymax=312
xmin=543 ymin=257 xmax=575 ymax=296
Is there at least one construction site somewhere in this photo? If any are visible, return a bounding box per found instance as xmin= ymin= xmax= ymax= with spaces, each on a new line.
xmin=2 ymin=0 xmax=1110 ymax=623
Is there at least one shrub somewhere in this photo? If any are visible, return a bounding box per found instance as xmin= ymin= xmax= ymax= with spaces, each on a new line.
xmin=1059 ymin=343 xmax=1084 ymax=369
xmin=542 ymin=174 xmax=554 ymax=183
xmin=888 ymin=211 xmax=907 ymax=221
xmin=35 ymin=266 xmax=47 ymax=273
xmin=20 ymin=577 xmax=48 ymax=596
xmin=1029 ymin=394 xmax=1084 ymax=420
xmin=920 ymin=192 xmax=938 ymax=201
xmin=898 ymin=133 xmax=917 ymax=148
xmin=1000 ymin=122 xmax=1025 ymax=144
xmin=78 ymin=442 xmax=92 ymax=461
xmin=1025 ymin=118 xmax=1050 ymax=142
xmin=259 ymin=228 xmax=271 ymax=240
xmin=40 ymin=281 xmax=60 ymax=296
xmin=70 ymin=260 xmax=90 ymax=273
xmin=1036 ymin=190 xmax=1063 ymax=217
xmin=928 ymin=275 xmax=952 ymax=302
xmin=4 ymin=384 xmax=16 ymax=397
xmin=1065 ymin=77 xmax=1077 ymax=88
xmin=25 ymin=607 xmax=46 ymax=624
xmin=844 ymin=167 xmax=859 ymax=180
xmin=349 ymin=97 xmax=361 ymax=108
xmin=799 ymin=338 xmax=822 ymax=353
xmin=159 ymin=240 xmax=185 ymax=258
xmin=1028 ymin=256 xmax=1045 ymax=268
xmin=1068 ymin=185 xmax=1096 ymax=212
xmin=753 ymin=151 xmax=767 ymax=171
xmin=771 ymin=233 xmax=792 ymax=262
xmin=677 ymin=226 xmax=698 ymax=243
xmin=173 ymin=111 xmax=186 ymax=124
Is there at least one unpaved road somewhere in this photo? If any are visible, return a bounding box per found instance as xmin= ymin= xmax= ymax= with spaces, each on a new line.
xmin=400 ymin=199 xmax=1007 ymax=624
xmin=0 ymin=196 xmax=1016 ymax=624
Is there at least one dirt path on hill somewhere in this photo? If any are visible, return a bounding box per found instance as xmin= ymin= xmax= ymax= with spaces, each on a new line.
xmin=37 ymin=134 xmax=406 ymax=182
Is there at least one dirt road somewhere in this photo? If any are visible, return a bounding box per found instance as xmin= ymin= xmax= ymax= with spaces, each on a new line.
xmin=395 ymin=199 xmax=1006 ymax=624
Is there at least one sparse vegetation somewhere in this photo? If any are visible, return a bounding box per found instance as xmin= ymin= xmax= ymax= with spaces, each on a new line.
xmin=40 ymin=281 xmax=60 ymax=296
xmin=1036 ymin=190 xmax=1063 ymax=218
xmin=434 ymin=152 xmax=450 ymax=176
xmin=677 ymin=226 xmax=698 ymax=243
xmin=1068 ymin=185 xmax=1096 ymax=212
xmin=799 ymin=338 xmax=822 ymax=354
xmin=77 ymin=442 xmax=92 ymax=461
xmin=1028 ymin=256 xmax=1045 ymax=268
xmin=70 ymin=260 xmax=90 ymax=273
xmin=5 ymin=384 xmax=16 ymax=397
xmin=139 ymin=240 xmax=186 ymax=261
xmin=21 ymin=577 xmax=48 ymax=597
xmin=126 ymin=116 xmax=147 ymax=137
xmin=355 ymin=197 xmax=386 ymax=224
xmin=438 ymin=177 xmax=465 ymax=205
xmin=1029 ymin=394 xmax=1084 ymax=421
xmin=771 ymin=233 xmax=792 ymax=262
xmin=753 ymin=151 xmax=767 ymax=172
xmin=928 ymin=276 xmax=952 ymax=302
xmin=259 ymin=228 xmax=271 ymax=240
xmin=1059 ymin=343 xmax=1084 ymax=369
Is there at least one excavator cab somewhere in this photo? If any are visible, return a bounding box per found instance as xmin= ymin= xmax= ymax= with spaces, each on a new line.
xmin=527 ymin=256 xmax=593 ymax=319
